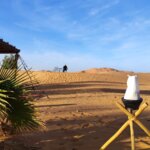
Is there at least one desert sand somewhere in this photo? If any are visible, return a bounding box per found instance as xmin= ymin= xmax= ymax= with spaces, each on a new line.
xmin=0 ymin=70 xmax=150 ymax=150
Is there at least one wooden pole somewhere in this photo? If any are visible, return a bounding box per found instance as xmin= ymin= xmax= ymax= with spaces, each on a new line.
xmin=116 ymin=102 xmax=150 ymax=136
xmin=129 ymin=109 xmax=135 ymax=150
xmin=134 ymin=119 xmax=150 ymax=137
xmin=100 ymin=102 xmax=149 ymax=150
xmin=14 ymin=52 xmax=19 ymax=78
xmin=130 ymin=120 xmax=135 ymax=150
xmin=116 ymin=102 xmax=148 ymax=118
xmin=100 ymin=120 xmax=130 ymax=150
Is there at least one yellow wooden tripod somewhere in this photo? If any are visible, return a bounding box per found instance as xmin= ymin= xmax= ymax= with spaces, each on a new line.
xmin=100 ymin=102 xmax=150 ymax=150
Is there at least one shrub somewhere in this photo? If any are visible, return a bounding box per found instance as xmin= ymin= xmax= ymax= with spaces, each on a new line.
xmin=0 ymin=60 xmax=41 ymax=134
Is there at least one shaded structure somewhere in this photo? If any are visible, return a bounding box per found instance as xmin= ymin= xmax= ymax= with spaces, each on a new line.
xmin=0 ymin=39 xmax=20 ymax=64
xmin=0 ymin=39 xmax=38 ymax=91
xmin=0 ymin=39 xmax=20 ymax=54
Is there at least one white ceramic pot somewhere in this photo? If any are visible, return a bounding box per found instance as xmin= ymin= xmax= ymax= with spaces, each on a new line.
xmin=124 ymin=75 xmax=140 ymax=100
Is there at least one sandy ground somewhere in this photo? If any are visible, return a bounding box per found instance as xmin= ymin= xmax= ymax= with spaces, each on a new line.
xmin=0 ymin=71 xmax=150 ymax=150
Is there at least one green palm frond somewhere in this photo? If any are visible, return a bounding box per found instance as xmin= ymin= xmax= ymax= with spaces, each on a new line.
xmin=0 ymin=58 xmax=41 ymax=133
xmin=0 ymin=91 xmax=8 ymax=112
xmin=6 ymin=98 xmax=40 ymax=133
xmin=0 ymin=81 xmax=9 ymax=117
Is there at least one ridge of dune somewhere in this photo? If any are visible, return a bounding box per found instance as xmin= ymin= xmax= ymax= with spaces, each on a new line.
xmin=81 ymin=67 xmax=122 ymax=74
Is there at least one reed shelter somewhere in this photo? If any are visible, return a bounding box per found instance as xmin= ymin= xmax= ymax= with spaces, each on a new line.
xmin=0 ymin=39 xmax=20 ymax=63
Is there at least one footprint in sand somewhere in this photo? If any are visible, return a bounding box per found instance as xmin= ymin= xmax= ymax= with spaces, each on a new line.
xmin=62 ymin=118 xmax=67 ymax=121
xmin=81 ymin=112 xmax=85 ymax=115
xmin=97 ymin=119 xmax=103 ymax=123
xmin=71 ymin=135 xmax=84 ymax=143
xmin=81 ymin=123 xmax=90 ymax=128
xmin=94 ymin=136 xmax=100 ymax=140
xmin=70 ymin=112 xmax=76 ymax=117
xmin=73 ymin=135 xmax=84 ymax=139
xmin=59 ymin=142 xmax=65 ymax=146
xmin=56 ymin=123 xmax=62 ymax=126
xmin=58 ymin=146 xmax=65 ymax=150
xmin=72 ymin=148 xmax=77 ymax=150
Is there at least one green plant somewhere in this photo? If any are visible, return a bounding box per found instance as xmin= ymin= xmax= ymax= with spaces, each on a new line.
xmin=1 ymin=55 xmax=17 ymax=69
xmin=0 ymin=61 xmax=41 ymax=133
xmin=0 ymin=80 xmax=9 ymax=117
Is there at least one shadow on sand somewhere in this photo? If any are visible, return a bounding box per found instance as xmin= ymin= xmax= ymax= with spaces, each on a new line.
xmin=2 ymin=81 xmax=149 ymax=149
xmin=35 ymin=103 xmax=76 ymax=108
xmin=31 ymin=81 xmax=150 ymax=100
xmin=1 ymin=110 xmax=150 ymax=150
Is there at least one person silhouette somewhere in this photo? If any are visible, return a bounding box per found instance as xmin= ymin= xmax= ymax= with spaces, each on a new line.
xmin=63 ymin=65 xmax=68 ymax=72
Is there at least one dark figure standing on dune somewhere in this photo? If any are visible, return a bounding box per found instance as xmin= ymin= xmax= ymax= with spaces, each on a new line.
xmin=63 ymin=65 xmax=68 ymax=72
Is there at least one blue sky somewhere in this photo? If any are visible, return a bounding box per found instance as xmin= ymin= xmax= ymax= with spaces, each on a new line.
xmin=0 ymin=0 xmax=150 ymax=72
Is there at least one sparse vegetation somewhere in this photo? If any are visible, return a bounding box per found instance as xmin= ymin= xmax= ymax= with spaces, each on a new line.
xmin=1 ymin=55 xmax=17 ymax=69
xmin=0 ymin=60 xmax=41 ymax=134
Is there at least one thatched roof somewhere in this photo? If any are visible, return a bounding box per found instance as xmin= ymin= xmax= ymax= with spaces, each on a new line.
xmin=0 ymin=39 xmax=20 ymax=54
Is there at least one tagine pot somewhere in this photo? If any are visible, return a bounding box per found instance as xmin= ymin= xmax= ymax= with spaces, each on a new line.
xmin=122 ymin=97 xmax=143 ymax=110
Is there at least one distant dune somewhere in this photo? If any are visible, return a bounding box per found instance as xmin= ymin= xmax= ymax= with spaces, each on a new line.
xmin=81 ymin=68 xmax=137 ymax=74
xmin=81 ymin=67 xmax=132 ymax=74
xmin=27 ymin=69 xmax=136 ymax=85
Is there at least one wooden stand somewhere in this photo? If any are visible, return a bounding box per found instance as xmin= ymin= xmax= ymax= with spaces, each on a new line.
xmin=129 ymin=109 xmax=135 ymax=150
xmin=100 ymin=102 xmax=150 ymax=150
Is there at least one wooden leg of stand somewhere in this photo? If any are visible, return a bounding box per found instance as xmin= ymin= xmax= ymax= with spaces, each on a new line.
xmin=130 ymin=120 xmax=135 ymax=150
xmin=100 ymin=120 xmax=129 ymax=150
xmin=134 ymin=119 xmax=150 ymax=137
xmin=129 ymin=110 xmax=135 ymax=150
xmin=100 ymin=102 xmax=149 ymax=150
xmin=116 ymin=102 xmax=148 ymax=118
xmin=116 ymin=102 xmax=150 ymax=136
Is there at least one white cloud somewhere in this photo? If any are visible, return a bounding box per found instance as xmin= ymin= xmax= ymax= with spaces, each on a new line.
xmin=89 ymin=0 xmax=120 ymax=16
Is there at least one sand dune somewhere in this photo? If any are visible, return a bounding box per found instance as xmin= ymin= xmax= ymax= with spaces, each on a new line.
xmin=81 ymin=67 xmax=134 ymax=74
xmin=81 ymin=67 xmax=120 ymax=73
xmin=0 ymin=71 xmax=150 ymax=150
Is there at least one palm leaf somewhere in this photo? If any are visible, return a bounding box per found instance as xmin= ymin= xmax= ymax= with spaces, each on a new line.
xmin=0 ymin=81 xmax=9 ymax=117
xmin=0 ymin=57 xmax=41 ymax=133
xmin=6 ymin=98 xmax=40 ymax=133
